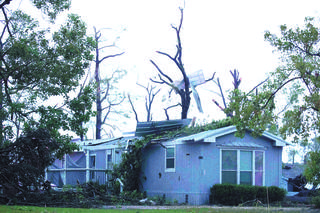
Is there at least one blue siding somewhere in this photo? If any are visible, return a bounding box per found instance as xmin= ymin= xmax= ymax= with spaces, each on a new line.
xmin=66 ymin=171 xmax=86 ymax=185
xmin=90 ymin=150 xmax=106 ymax=169
xmin=141 ymin=131 xmax=284 ymax=205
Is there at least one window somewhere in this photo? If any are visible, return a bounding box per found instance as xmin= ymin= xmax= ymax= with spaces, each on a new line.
xmin=240 ymin=151 xmax=252 ymax=185
xmin=165 ymin=146 xmax=175 ymax=172
xmin=90 ymin=155 xmax=96 ymax=180
xmin=255 ymin=151 xmax=264 ymax=186
xmin=106 ymin=149 xmax=112 ymax=170
xmin=222 ymin=150 xmax=237 ymax=184
xmin=89 ymin=155 xmax=96 ymax=168
xmin=221 ymin=150 xmax=264 ymax=186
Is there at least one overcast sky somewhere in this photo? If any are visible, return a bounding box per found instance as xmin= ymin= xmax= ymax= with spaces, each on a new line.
xmin=68 ymin=0 xmax=320 ymax=162
xmin=12 ymin=0 xmax=320 ymax=118
xmin=68 ymin=0 xmax=320 ymax=86
xmin=10 ymin=0 xmax=320 ymax=160
xmin=68 ymin=1 xmax=320 ymax=123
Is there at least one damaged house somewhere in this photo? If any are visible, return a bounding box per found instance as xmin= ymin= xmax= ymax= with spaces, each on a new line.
xmin=141 ymin=125 xmax=291 ymax=205
xmin=46 ymin=121 xmax=290 ymax=205
xmin=46 ymin=137 xmax=135 ymax=187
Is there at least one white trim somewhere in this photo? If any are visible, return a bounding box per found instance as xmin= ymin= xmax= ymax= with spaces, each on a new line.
xmin=263 ymin=151 xmax=266 ymax=186
xmin=63 ymin=154 xmax=67 ymax=185
xmin=253 ymin=151 xmax=256 ymax=185
xmin=86 ymin=151 xmax=90 ymax=182
xmin=237 ymin=150 xmax=240 ymax=184
xmin=165 ymin=145 xmax=176 ymax=172
xmin=219 ymin=149 xmax=222 ymax=184
xmin=106 ymin=149 xmax=113 ymax=170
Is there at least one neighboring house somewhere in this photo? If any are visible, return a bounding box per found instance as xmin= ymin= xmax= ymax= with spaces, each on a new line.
xmin=46 ymin=136 xmax=135 ymax=187
xmin=281 ymin=163 xmax=306 ymax=192
xmin=141 ymin=125 xmax=291 ymax=205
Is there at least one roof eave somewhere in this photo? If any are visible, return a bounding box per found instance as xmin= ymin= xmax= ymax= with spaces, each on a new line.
xmin=262 ymin=131 xmax=292 ymax=147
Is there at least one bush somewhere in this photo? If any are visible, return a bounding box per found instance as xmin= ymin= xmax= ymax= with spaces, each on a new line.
xmin=312 ymin=196 xmax=320 ymax=208
xmin=210 ymin=184 xmax=287 ymax=206
xmin=268 ymin=186 xmax=287 ymax=203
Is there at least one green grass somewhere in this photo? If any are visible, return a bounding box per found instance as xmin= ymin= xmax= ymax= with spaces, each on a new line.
xmin=0 ymin=205 xmax=309 ymax=213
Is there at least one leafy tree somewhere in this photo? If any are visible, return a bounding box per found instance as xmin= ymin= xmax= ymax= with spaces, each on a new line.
xmin=0 ymin=2 xmax=95 ymax=152
xmin=111 ymin=138 xmax=145 ymax=192
xmin=226 ymin=17 xmax=320 ymax=139
xmin=304 ymin=150 xmax=320 ymax=185
xmin=0 ymin=128 xmax=62 ymax=196
xmin=0 ymin=0 xmax=70 ymax=20
xmin=226 ymin=17 xmax=320 ymax=183
xmin=68 ymin=83 xmax=96 ymax=141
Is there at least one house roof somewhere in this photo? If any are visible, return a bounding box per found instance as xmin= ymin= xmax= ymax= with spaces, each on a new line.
xmin=169 ymin=126 xmax=291 ymax=147
xmin=282 ymin=164 xmax=306 ymax=179
xmin=77 ymin=125 xmax=291 ymax=150
xmin=79 ymin=136 xmax=138 ymax=151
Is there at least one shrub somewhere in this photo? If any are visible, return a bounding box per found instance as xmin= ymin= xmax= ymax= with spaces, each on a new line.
xmin=267 ymin=186 xmax=287 ymax=203
xmin=312 ymin=196 xmax=320 ymax=208
xmin=210 ymin=184 xmax=287 ymax=206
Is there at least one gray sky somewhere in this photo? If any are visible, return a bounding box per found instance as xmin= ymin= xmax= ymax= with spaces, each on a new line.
xmin=68 ymin=0 xmax=320 ymax=162
xmin=69 ymin=0 xmax=320 ymax=122
xmin=10 ymin=0 xmax=320 ymax=161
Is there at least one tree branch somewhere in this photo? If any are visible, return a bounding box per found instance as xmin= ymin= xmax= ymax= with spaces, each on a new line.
xmin=99 ymin=52 xmax=125 ymax=64
xmin=128 ymin=94 xmax=139 ymax=122
xmin=98 ymin=44 xmax=115 ymax=51
xmin=102 ymin=97 xmax=125 ymax=125
xmin=195 ymin=72 xmax=216 ymax=88
xmin=100 ymin=81 xmax=110 ymax=103
xmin=247 ymin=77 xmax=269 ymax=95
xmin=1 ymin=7 xmax=11 ymax=40
xmin=262 ymin=76 xmax=302 ymax=109
xmin=0 ymin=0 xmax=12 ymax=10
xmin=164 ymin=103 xmax=181 ymax=120
xmin=150 ymin=59 xmax=174 ymax=83
xmin=214 ymin=78 xmax=227 ymax=109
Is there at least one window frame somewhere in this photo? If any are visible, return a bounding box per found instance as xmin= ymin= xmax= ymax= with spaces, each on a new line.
xmin=220 ymin=149 xmax=265 ymax=186
xmin=106 ymin=149 xmax=113 ymax=170
xmin=89 ymin=154 xmax=96 ymax=180
xmin=165 ymin=146 xmax=176 ymax=172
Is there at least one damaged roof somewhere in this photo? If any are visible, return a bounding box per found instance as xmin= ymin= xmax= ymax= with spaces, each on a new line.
xmin=168 ymin=126 xmax=291 ymax=147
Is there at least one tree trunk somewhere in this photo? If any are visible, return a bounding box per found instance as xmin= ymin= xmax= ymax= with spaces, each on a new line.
xmin=93 ymin=27 xmax=124 ymax=139
xmin=95 ymin=46 xmax=102 ymax=139
xmin=0 ymin=79 xmax=3 ymax=144
xmin=180 ymin=90 xmax=190 ymax=119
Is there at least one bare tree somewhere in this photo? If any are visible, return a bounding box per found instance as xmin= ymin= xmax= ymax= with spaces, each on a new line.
xmin=128 ymin=83 xmax=160 ymax=122
xmin=289 ymin=148 xmax=299 ymax=165
xmin=212 ymin=69 xmax=241 ymax=117
xmin=212 ymin=69 xmax=269 ymax=117
xmin=94 ymin=27 xmax=125 ymax=139
xmin=150 ymin=8 xmax=214 ymax=119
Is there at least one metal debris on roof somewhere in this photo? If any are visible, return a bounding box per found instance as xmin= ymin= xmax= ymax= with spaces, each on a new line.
xmin=135 ymin=119 xmax=192 ymax=137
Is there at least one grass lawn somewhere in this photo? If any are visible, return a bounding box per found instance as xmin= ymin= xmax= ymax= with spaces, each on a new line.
xmin=0 ymin=205 xmax=313 ymax=213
